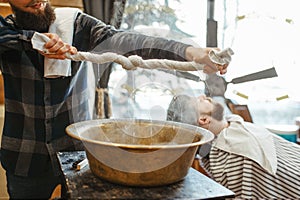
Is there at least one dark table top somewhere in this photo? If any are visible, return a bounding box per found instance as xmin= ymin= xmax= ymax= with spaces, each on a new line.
xmin=58 ymin=151 xmax=235 ymax=200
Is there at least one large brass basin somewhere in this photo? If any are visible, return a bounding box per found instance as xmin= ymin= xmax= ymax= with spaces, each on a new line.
xmin=66 ymin=119 xmax=214 ymax=187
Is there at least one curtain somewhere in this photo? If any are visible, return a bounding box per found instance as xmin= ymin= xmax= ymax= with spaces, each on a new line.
xmin=83 ymin=0 xmax=126 ymax=87
xmin=83 ymin=0 xmax=112 ymax=24
xmin=83 ymin=0 xmax=127 ymax=118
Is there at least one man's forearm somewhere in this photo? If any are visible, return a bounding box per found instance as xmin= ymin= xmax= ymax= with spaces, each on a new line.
xmin=95 ymin=31 xmax=190 ymax=61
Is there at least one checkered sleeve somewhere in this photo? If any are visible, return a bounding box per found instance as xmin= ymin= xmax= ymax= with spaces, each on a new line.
xmin=0 ymin=15 xmax=34 ymax=51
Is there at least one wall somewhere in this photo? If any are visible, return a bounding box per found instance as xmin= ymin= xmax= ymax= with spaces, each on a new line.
xmin=50 ymin=0 xmax=83 ymax=9
xmin=0 ymin=106 xmax=6 ymax=199
xmin=0 ymin=3 xmax=11 ymax=17
xmin=0 ymin=0 xmax=83 ymax=18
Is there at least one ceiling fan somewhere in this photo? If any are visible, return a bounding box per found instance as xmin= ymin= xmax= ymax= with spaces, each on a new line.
xmin=159 ymin=67 xmax=278 ymax=97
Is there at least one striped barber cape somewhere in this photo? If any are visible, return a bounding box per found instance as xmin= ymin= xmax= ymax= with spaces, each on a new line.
xmin=202 ymin=135 xmax=300 ymax=199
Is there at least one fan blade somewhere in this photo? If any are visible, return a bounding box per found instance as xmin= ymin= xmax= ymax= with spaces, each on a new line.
xmin=230 ymin=67 xmax=278 ymax=84
xmin=158 ymin=69 xmax=202 ymax=82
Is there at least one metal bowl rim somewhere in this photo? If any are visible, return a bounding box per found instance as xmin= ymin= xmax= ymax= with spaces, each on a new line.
xmin=65 ymin=118 xmax=215 ymax=149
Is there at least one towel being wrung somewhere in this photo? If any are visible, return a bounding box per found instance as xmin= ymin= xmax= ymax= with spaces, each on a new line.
xmin=32 ymin=7 xmax=81 ymax=78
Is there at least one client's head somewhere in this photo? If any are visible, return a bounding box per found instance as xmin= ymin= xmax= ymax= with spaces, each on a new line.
xmin=167 ymin=94 xmax=226 ymax=135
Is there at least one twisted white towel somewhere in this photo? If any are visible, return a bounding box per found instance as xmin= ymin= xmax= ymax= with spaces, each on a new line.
xmin=32 ymin=32 xmax=234 ymax=75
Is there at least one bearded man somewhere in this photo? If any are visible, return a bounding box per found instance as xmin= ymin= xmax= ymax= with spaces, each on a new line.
xmin=0 ymin=0 xmax=228 ymax=198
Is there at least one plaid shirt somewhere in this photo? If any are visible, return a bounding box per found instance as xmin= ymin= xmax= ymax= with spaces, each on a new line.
xmin=0 ymin=12 xmax=190 ymax=177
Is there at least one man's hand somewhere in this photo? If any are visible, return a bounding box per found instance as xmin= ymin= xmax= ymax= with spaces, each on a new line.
xmin=39 ymin=33 xmax=77 ymax=59
xmin=185 ymin=46 xmax=229 ymax=75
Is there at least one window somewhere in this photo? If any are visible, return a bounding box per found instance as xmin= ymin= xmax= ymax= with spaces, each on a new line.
xmin=215 ymin=0 xmax=300 ymax=124
xmin=109 ymin=0 xmax=300 ymax=125
xmin=109 ymin=0 xmax=209 ymax=119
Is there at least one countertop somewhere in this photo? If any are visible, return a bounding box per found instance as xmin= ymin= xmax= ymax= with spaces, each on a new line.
xmin=58 ymin=151 xmax=235 ymax=199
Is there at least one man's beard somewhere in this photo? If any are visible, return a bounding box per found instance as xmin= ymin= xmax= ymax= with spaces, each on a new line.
xmin=11 ymin=3 xmax=56 ymax=32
